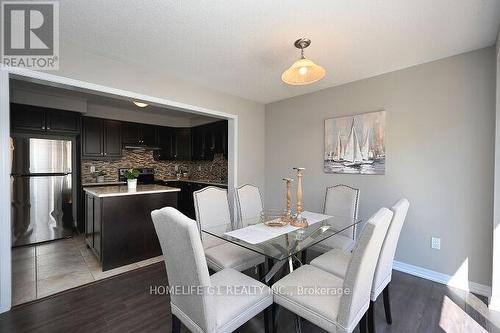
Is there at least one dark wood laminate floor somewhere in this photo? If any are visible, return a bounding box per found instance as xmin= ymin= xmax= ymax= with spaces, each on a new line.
xmin=1 ymin=262 xmax=499 ymax=333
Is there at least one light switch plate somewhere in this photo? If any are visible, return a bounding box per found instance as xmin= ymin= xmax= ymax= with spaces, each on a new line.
xmin=431 ymin=237 xmax=441 ymax=250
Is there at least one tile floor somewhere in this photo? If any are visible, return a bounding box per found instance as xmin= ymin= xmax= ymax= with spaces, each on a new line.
xmin=11 ymin=235 xmax=164 ymax=306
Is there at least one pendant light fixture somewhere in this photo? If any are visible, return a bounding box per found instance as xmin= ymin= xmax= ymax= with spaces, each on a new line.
xmin=281 ymin=38 xmax=326 ymax=85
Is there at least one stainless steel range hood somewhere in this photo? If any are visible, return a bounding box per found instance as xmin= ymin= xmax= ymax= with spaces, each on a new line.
xmin=123 ymin=144 xmax=161 ymax=151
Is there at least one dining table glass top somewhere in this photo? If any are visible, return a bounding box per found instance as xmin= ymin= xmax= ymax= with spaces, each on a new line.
xmin=201 ymin=214 xmax=362 ymax=262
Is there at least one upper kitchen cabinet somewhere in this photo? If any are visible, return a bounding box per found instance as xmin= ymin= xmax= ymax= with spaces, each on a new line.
xmin=82 ymin=117 xmax=122 ymax=159
xmin=173 ymin=128 xmax=192 ymax=160
xmin=11 ymin=103 xmax=80 ymax=134
xmin=103 ymin=120 xmax=122 ymax=157
xmin=191 ymin=120 xmax=228 ymax=160
xmin=122 ymin=122 xmax=157 ymax=146
xmin=82 ymin=117 xmax=103 ymax=158
xmin=213 ymin=120 xmax=228 ymax=156
xmin=154 ymin=126 xmax=174 ymax=160
xmin=191 ymin=125 xmax=211 ymax=161
xmin=46 ymin=109 xmax=81 ymax=133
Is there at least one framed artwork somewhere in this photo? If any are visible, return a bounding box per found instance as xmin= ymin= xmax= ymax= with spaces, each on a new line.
xmin=324 ymin=110 xmax=386 ymax=175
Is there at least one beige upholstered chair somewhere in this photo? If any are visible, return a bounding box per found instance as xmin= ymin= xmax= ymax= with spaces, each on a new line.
xmin=235 ymin=184 xmax=264 ymax=228
xmin=193 ymin=186 xmax=265 ymax=273
xmin=272 ymin=207 xmax=393 ymax=333
xmin=310 ymin=198 xmax=410 ymax=332
xmin=151 ymin=207 xmax=273 ymax=333
xmin=313 ymin=185 xmax=360 ymax=253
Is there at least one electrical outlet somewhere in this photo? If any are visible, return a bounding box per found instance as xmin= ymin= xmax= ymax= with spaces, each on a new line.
xmin=431 ymin=237 xmax=441 ymax=250
xmin=198 ymin=166 xmax=201 ymax=171
xmin=90 ymin=165 xmax=96 ymax=173
xmin=174 ymin=165 xmax=179 ymax=171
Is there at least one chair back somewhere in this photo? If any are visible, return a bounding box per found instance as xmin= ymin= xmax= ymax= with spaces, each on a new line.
xmin=151 ymin=207 xmax=215 ymax=332
xmin=371 ymin=198 xmax=409 ymax=299
xmin=235 ymin=184 xmax=263 ymax=227
xmin=193 ymin=186 xmax=232 ymax=237
xmin=324 ymin=185 xmax=360 ymax=239
xmin=337 ymin=207 xmax=393 ymax=332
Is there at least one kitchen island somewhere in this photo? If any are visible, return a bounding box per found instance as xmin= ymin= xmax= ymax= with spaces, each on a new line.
xmin=84 ymin=184 xmax=180 ymax=271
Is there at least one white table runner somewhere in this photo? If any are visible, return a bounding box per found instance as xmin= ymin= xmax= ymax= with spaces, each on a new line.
xmin=224 ymin=211 xmax=332 ymax=245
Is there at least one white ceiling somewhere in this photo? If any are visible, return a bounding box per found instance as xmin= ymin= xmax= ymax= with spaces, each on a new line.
xmin=60 ymin=0 xmax=500 ymax=104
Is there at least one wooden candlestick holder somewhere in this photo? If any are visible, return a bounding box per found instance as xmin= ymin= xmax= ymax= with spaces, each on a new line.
xmin=282 ymin=178 xmax=294 ymax=219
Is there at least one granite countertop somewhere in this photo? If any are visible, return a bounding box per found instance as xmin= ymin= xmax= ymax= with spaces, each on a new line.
xmin=82 ymin=181 xmax=127 ymax=187
xmin=161 ymin=179 xmax=228 ymax=187
xmin=83 ymin=184 xmax=181 ymax=198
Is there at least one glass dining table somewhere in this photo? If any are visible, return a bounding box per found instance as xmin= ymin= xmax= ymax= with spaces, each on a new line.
xmin=202 ymin=214 xmax=362 ymax=284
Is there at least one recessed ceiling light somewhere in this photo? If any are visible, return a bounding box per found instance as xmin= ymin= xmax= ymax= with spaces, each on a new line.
xmin=282 ymin=38 xmax=326 ymax=86
xmin=133 ymin=101 xmax=149 ymax=108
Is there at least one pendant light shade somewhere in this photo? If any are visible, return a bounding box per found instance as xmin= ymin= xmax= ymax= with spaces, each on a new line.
xmin=282 ymin=38 xmax=326 ymax=86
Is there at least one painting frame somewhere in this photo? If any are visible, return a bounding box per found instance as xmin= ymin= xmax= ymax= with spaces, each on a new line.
xmin=324 ymin=110 xmax=386 ymax=175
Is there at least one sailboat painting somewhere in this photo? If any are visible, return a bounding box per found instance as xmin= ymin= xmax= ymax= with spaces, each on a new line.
xmin=324 ymin=110 xmax=386 ymax=175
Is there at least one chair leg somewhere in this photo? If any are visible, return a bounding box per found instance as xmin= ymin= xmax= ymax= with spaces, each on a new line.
xmin=264 ymin=306 xmax=271 ymax=333
xmin=294 ymin=315 xmax=302 ymax=333
xmin=257 ymin=263 xmax=265 ymax=281
xmin=171 ymin=314 xmax=181 ymax=333
xmin=272 ymin=303 xmax=279 ymax=333
xmin=301 ymin=249 xmax=307 ymax=264
xmin=383 ymin=284 xmax=393 ymax=324
xmin=359 ymin=312 xmax=368 ymax=333
xmin=368 ymin=301 xmax=375 ymax=333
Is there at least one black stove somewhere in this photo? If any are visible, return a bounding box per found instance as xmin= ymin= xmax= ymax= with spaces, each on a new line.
xmin=118 ymin=168 xmax=156 ymax=184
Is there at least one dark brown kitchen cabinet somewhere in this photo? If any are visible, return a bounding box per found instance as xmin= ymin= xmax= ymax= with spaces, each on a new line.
xmin=82 ymin=117 xmax=104 ymax=158
xmin=140 ymin=124 xmax=157 ymax=146
xmin=121 ymin=122 xmax=157 ymax=146
xmin=46 ymin=109 xmax=80 ymax=133
xmin=82 ymin=117 xmax=122 ymax=159
xmin=214 ymin=120 xmax=228 ymax=156
xmin=154 ymin=126 xmax=174 ymax=160
xmin=103 ymin=120 xmax=122 ymax=157
xmin=191 ymin=120 xmax=227 ymax=161
xmin=173 ymin=128 xmax=192 ymax=160
xmin=84 ymin=190 xmax=178 ymax=271
xmin=121 ymin=122 xmax=140 ymax=144
xmin=11 ymin=103 xmax=80 ymax=134
xmin=191 ymin=125 xmax=210 ymax=161
xmin=11 ymin=104 xmax=46 ymax=131
xmin=85 ymin=193 xmax=94 ymax=247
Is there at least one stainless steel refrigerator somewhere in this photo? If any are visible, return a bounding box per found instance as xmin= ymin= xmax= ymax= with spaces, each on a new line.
xmin=11 ymin=137 xmax=74 ymax=247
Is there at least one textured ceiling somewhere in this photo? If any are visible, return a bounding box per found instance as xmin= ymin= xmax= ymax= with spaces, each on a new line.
xmin=59 ymin=0 xmax=500 ymax=103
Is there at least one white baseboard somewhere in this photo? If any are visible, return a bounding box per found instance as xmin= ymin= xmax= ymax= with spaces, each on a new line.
xmin=393 ymin=260 xmax=492 ymax=298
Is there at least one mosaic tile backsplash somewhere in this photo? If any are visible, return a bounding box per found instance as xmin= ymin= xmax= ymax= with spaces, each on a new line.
xmin=81 ymin=150 xmax=228 ymax=184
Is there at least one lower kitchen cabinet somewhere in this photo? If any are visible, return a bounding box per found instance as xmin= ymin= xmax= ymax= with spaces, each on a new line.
xmin=84 ymin=190 xmax=178 ymax=271
xmin=162 ymin=181 xmax=227 ymax=219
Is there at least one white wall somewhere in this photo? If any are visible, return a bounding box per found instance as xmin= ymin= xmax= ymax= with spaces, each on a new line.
xmin=52 ymin=42 xmax=266 ymax=190
xmin=490 ymin=32 xmax=500 ymax=310
xmin=265 ymin=47 xmax=496 ymax=287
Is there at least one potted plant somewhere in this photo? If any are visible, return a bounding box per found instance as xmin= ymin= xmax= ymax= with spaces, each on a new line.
xmin=94 ymin=170 xmax=106 ymax=183
xmin=124 ymin=169 xmax=140 ymax=189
